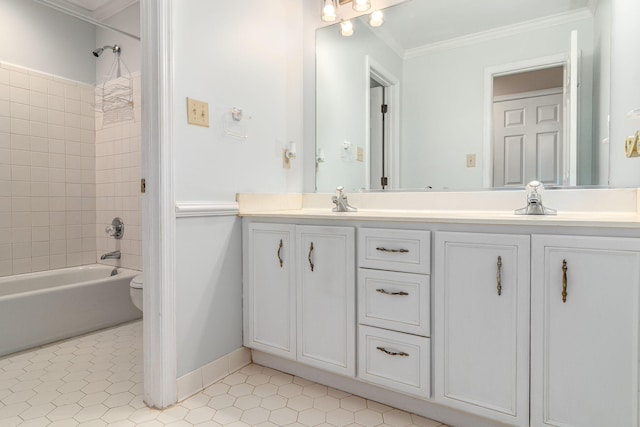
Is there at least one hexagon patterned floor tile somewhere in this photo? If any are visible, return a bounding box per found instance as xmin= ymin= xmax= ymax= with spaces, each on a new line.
xmin=0 ymin=321 xmax=450 ymax=426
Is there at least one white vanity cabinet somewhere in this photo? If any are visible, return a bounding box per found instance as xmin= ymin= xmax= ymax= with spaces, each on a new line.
xmin=243 ymin=223 xmax=296 ymax=359
xmin=243 ymin=222 xmax=355 ymax=376
xmin=434 ymin=232 xmax=531 ymax=427
xmin=357 ymin=228 xmax=431 ymax=398
xmin=530 ymin=235 xmax=640 ymax=427
xmin=297 ymin=225 xmax=355 ymax=376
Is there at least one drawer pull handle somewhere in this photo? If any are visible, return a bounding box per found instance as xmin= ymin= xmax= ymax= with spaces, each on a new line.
xmin=376 ymin=247 xmax=409 ymax=253
xmin=376 ymin=289 xmax=409 ymax=296
xmin=277 ymin=239 xmax=283 ymax=268
xmin=376 ymin=346 xmax=409 ymax=357
xmin=308 ymin=242 xmax=314 ymax=272
xmin=562 ymin=259 xmax=568 ymax=303
xmin=497 ymin=256 xmax=502 ymax=296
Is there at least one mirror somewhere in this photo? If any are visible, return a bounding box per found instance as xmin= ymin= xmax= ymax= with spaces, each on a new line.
xmin=315 ymin=0 xmax=611 ymax=192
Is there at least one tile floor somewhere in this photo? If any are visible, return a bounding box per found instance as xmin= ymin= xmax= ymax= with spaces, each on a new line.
xmin=0 ymin=321 xmax=450 ymax=427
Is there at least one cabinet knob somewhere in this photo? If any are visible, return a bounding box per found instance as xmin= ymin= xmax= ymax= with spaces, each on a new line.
xmin=497 ymin=256 xmax=502 ymax=296
xmin=308 ymin=242 xmax=314 ymax=272
xmin=562 ymin=259 xmax=568 ymax=303
xmin=376 ymin=346 xmax=409 ymax=357
xmin=277 ymin=239 xmax=283 ymax=268
xmin=376 ymin=289 xmax=409 ymax=296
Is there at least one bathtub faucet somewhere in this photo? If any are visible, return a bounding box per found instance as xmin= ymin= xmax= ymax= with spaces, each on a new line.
xmin=101 ymin=250 xmax=121 ymax=260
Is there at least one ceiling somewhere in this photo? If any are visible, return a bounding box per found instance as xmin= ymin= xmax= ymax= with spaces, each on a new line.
xmin=368 ymin=0 xmax=593 ymax=51
xmin=40 ymin=0 xmax=138 ymax=21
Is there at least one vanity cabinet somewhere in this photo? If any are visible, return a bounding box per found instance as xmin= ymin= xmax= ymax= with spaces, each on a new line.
xmin=530 ymin=235 xmax=640 ymax=427
xmin=434 ymin=232 xmax=531 ymax=427
xmin=297 ymin=226 xmax=355 ymax=376
xmin=357 ymin=228 xmax=431 ymax=397
xmin=243 ymin=223 xmax=296 ymax=359
xmin=243 ymin=222 xmax=355 ymax=377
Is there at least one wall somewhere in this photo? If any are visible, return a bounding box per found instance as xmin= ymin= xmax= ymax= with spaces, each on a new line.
xmin=0 ymin=0 xmax=96 ymax=84
xmin=95 ymin=7 xmax=142 ymax=271
xmin=315 ymin=19 xmax=403 ymax=192
xmin=608 ymin=0 xmax=640 ymax=187
xmin=172 ymin=0 xmax=303 ymax=377
xmin=0 ymin=63 xmax=97 ymax=276
xmin=400 ymin=16 xmax=594 ymax=190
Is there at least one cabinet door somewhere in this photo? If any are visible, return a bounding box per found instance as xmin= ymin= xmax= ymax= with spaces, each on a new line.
xmin=297 ymin=225 xmax=355 ymax=376
xmin=435 ymin=232 xmax=530 ymax=427
xmin=531 ymin=235 xmax=640 ymax=427
xmin=243 ymin=223 xmax=296 ymax=359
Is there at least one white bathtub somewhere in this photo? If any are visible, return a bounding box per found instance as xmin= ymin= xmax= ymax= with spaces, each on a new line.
xmin=0 ymin=264 xmax=142 ymax=357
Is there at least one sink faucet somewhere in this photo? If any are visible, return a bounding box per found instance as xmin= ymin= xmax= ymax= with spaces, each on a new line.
xmin=514 ymin=181 xmax=557 ymax=215
xmin=101 ymin=250 xmax=121 ymax=260
xmin=332 ymin=186 xmax=357 ymax=212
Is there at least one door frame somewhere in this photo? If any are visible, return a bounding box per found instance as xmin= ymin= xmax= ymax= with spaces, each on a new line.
xmin=365 ymin=56 xmax=400 ymax=189
xmin=483 ymin=54 xmax=571 ymax=187
xmin=141 ymin=0 xmax=177 ymax=408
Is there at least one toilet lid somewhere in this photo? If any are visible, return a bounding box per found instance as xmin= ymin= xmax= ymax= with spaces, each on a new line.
xmin=131 ymin=274 xmax=143 ymax=289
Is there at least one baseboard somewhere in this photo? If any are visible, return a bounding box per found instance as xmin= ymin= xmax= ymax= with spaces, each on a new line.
xmin=176 ymin=346 xmax=252 ymax=401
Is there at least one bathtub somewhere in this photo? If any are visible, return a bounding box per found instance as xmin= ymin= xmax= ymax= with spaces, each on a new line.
xmin=0 ymin=264 xmax=142 ymax=357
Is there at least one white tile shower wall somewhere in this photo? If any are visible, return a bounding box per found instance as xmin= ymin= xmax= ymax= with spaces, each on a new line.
xmin=95 ymin=73 xmax=142 ymax=271
xmin=0 ymin=62 xmax=96 ymax=276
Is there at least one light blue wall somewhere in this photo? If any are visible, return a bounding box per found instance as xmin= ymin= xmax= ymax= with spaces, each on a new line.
xmin=0 ymin=0 xmax=96 ymax=84
xmin=171 ymin=0 xmax=304 ymax=377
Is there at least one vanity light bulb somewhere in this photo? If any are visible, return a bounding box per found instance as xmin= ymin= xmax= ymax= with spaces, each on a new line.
xmin=353 ymin=0 xmax=371 ymax=12
xmin=369 ymin=10 xmax=384 ymax=27
xmin=321 ymin=0 xmax=337 ymax=21
xmin=340 ymin=20 xmax=354 ymax=36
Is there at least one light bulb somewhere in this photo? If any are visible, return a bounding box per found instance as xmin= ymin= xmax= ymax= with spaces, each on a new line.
xmin=340 ymin=20 xmax=354 ymax=37
xmin=352 ymin=0 xmax=371 ymax=12
xmin=322 ymin=0 xmax=337 ymax=22
xmin=369 ymin=10 xmax=384 ymax=27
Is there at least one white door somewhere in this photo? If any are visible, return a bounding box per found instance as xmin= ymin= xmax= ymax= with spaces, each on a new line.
xmin=531 ymin=235 xmax=640 ymax=427
xmin=370 ymin=86 xmax=384 ymax=190
xmin=493 ymin=92 xmax=564 ymax=187
xmin=297 ymin=225 xmax=355 ymax=376
xmin=244 ymin=223 xmax=296 ymax=359
xmin=434 ymin=232 xmax=530 ymax=427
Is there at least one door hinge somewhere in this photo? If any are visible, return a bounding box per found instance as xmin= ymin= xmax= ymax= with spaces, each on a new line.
xmin=381 ymin=176 xmax=388 ymax=188
xmin=140 ymin=178 xmax=146 ymax=193
xmin=381 ymin=104 xmax=388 ymax=114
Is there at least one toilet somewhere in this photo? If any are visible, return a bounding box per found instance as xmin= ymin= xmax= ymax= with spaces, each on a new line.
xmin=130 ymin=274 xmax=143 ymax=312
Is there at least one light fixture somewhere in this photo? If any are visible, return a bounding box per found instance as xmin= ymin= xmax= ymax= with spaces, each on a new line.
xmin=322 ymin=0 xmax=338 ymax=22
xmin=340 ymin=20 xmax=354 ymax=36
xmin=369 ymin=10 xmax=384 ymax=27
xmin=352 ymin=0 xmax=371 ymax=12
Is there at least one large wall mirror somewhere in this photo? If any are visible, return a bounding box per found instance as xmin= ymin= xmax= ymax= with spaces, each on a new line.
xmin=315 ymin=0 xmax=611 ymax=192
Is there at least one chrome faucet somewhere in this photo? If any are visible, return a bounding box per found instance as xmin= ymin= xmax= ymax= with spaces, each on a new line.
xmin=101 ymin=250 xmax=121 ymax=260
xmin=332 ymin=186 xmax=357 ymax=212
xmin=514 ymin=181 xmax=557 ymax=215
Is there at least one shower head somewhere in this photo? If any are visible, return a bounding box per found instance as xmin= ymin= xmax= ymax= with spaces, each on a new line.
xmin=92 ymin=45 xmax=121 ymax=58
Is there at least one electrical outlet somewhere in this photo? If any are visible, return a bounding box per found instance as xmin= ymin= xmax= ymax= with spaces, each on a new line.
xmin=186 ymin=97 xmax=209 ymax=127
xmin=466 ymin=154 xmax=476 ymax=168
xmin=356 ymin=146 xmax=364 ymax=162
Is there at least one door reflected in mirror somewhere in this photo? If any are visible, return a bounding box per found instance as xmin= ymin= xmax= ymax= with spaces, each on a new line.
xmin=315 ymin=0 xmax=611 ymax=192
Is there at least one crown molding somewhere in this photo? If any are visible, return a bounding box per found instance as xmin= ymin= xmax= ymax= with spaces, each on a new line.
xmin=94 ymin=0 xmax=139 ymax=22
xmin=404 ymin=8 xmax=593 ymax=59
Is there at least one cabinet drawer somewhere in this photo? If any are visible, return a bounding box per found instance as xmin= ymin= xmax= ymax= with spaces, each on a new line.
xmin=358 ymin=269 xmax=429 ymax=336
xmin=358 ymin=228 xmax=430 ymax=274
xmin=358 ymin=325 xmax=430 ymax=398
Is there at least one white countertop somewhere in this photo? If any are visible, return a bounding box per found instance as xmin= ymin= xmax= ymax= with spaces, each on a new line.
xmin=236 ymin=189 xmax=640 ymax=228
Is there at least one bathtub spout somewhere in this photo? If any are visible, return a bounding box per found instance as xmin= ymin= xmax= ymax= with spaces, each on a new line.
xmin=101 ymin=250 xmax=121 ymax=260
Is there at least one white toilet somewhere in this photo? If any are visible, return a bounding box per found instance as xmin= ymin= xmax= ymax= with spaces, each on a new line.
xmin=130 ymin=274 xmax=143 ymax=312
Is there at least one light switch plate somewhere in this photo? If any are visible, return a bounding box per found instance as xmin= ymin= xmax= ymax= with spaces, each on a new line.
xmin=356 ymin=146 xmax=364 ymax=162
xmin=187 ymin=97 xmax=209 ymax=127
xmin=466 ymin=154 xmax=476 ymax=168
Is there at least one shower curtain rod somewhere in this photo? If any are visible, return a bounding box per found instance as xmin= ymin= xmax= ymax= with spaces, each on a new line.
xmin=33 ymin=0 xmax=141 ymax=41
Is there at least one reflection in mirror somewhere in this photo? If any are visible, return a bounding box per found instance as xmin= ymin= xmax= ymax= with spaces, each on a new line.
xmin=315 ymin=0 xmax=611 ymax=192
